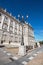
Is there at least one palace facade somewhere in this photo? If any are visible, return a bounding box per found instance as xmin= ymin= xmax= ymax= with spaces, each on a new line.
xmin=0 ymin=8 xmax=35 ymax=48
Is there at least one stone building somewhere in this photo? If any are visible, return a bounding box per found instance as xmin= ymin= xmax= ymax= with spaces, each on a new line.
xmin=0 ymin=8 xmax=35 ymax=49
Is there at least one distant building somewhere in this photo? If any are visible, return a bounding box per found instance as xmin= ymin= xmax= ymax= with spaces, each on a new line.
xmin=0 ymin=8 xmax=35 ymax=49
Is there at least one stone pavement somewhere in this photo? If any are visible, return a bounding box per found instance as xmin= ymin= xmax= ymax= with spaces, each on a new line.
xmin=0 ymin=46 xmax=43 ymax=65
xmin=27 ymin=53 xmax=43 ymax=65
xmin=0 ymin=48 xmax=24 ymax=65
xmin=18 ymin=46 xmax=43 ymax=63
xmin=5 ymin=46 xmax=43 ymax=65
xmin=0 ymin=48 xmax=12 ymax=65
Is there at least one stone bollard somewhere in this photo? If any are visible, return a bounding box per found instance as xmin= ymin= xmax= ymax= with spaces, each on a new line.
xmin=37 ymin=42 xmax=40 ymax=47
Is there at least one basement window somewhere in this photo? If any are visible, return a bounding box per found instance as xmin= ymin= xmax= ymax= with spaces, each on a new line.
xmin=0 ymin=13 xmax=1 ymax=16
xmin=0 ymin=21 xmax=1 ymax=23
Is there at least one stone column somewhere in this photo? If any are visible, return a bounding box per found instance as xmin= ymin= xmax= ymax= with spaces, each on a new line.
xmin=0 ymin=14 xmax=5 ymax=29
xmin=7 ymin=18 xmax=10 ymax=31
xmin=7 ymin=18 xmax=10 ymax=44
xmin=0 ymin=15 xmax=5 ymax=44
xmin=13 ymin=21 xmax=15 ymax=33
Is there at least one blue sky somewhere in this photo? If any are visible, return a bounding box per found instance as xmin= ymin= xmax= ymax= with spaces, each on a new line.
xmin=0 ymin=0 xmax=43 ymax=41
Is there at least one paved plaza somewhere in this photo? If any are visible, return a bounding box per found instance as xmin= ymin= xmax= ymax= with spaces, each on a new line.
xmin=27 ymin=53 xmax=43 ymax=65
xmin=0 ymin=48 xmax=12 ymax=65
xmin=0 ymin=46 xmax=43 ymax=65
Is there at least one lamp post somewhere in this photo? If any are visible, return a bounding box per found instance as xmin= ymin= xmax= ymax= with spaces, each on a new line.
xmin=21 ymin=15 xmax=28 ymax=45
xmin=21 ymin=16 xmax=24 ymax=45
xmin=18 ymin=14 xmax=28 ymax=56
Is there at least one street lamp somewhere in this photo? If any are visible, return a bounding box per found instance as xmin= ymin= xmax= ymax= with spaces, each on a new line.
xmin=21 ymin=15 xmax=24 ymax=45
xmin=26 ymin=15 xmax=28 ymax=18
xmin=18 ymin=14 xmax=20 ymax=20
xmin=18 ymin=14 xmax=20 ymax=18
xmin=18 ymin=14 xmax=28 ymax=46
xmin=18 ymin=14 xmax=28 ymax=56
